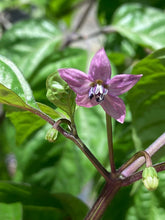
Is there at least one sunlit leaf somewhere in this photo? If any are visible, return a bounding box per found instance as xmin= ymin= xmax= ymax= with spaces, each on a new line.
xmin=112 ymin=4 xmax=165 ymax=50
xmin=0 ymin=55 xmax=38 ymax=109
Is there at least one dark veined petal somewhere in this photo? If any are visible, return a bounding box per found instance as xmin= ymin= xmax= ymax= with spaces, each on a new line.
xmin=108 ymin=74 xmax=142 ymax=96
xmin=58 ymin=68 xmax=91 ymax=95
xmin=101 ymin=94 xmax=126 ymax=123
xmin=76 ymin=94 xmax=98 ymax=107
xmin=88 ymin=48 xmax=111 ymax=83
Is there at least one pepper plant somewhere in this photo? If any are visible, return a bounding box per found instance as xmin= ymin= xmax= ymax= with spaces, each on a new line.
xmin=0 ymin=1 xmax=165 ymax=220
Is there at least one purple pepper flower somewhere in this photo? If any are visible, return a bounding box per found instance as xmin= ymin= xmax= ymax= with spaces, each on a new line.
xmin=58 ymin=48 xmax=142 ymax=123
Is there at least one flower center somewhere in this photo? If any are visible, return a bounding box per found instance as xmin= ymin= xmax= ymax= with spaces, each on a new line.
xmin=89 ymin=83 xmax=108 ymax=103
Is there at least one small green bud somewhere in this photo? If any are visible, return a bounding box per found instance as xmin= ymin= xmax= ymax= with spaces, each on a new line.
xmin=142 ymin=167 xmax=159 ymax=191
xmin=45 ymin=127 xmax=58 ymax=143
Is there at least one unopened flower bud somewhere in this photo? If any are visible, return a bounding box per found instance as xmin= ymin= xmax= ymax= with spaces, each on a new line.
xmin=142 ymin=167 xmax=159 ymax=191
xmin=45 ymin=127 xmax=58 ymax=143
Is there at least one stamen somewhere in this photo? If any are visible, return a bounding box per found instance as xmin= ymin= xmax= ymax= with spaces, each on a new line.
xmin=88 ymin=83 xmax=108 ymax=103
xmin=95 ymin=84 xmax=103 ymax=95
xmin=103 ymin=88 xmax=108 ymax=95
xmin=89 ymin=87 xmax=94 ymax=99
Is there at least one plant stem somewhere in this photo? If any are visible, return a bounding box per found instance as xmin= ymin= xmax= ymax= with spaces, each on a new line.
xmin=121 ymin=132 xmax=165 ymax=177
xmin=27 ymin=107 xmax=110 ymax=181
xmin=61 ymin=25 xmax=116 ymax=48
xmin=85 ymin=181 xmax=121 ymax=220
xmin=106 ymin=114 xmax=116 ymax=176
xmin=72 ymin=0 xmax=95 ymax=32
xmin=121 ymin=161 xmax=165 ymax=187
xmin=118 ymin=150 xmax=152 ymax=175
xmin=56 ymin=125 xmax=110 ymax=181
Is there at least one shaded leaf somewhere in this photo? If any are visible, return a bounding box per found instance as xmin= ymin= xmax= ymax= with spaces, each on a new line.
xmin=127 ymin=48 xmax=165 ymax=149
xmin=0 ymin=181 xmax=88 ymax=220
xmin=6 ymin=110 xmax=46 ymax=145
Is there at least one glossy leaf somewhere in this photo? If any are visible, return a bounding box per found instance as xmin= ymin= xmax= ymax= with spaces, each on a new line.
xmin=127 ymin=48 xmax=165 ymax=149
xmin=0 ymin=19 xmax=62 ymax=80
xmin=0 ymin=55 xmax=63 ymax=134
xmin=112 ymin=4 xmax=165 ymax=50
xmin=98 ymin=0 xmax=165 ymax=25
xmin=0 ymin=55 xmax=38 ymax=109
xmin=0 ymin=20 xmax=87 ymax=105
xmin=0 ymin=203 xmax=22 ymax=220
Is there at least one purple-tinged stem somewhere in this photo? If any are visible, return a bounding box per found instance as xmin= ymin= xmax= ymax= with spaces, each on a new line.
xmin=118 ymin=150 xmax=152 ymax=175
xmin=85 ymin=181 xmax=121 ymax=220
xmin=106 ymin=114 xmax=116 ymax=176
xmin=53 ymin=122 xmax=110 ymax=181
xmin=27 ymin=107 xmax=110 ymax=181
xmin=121 ymin=132 xmax=165 ymax=177
xmin=121 ymin=162 xmax=165 ymax=187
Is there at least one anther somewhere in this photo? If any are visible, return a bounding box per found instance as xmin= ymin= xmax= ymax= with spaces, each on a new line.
xmin=88 ymin=84 xmax=108 ymax=103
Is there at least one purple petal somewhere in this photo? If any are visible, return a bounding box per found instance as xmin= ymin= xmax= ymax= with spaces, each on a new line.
xmin=58 ymin=68 xmax=91 ymax=95
xmin=76 ymin=94 xmax=98 ymax=108
xmin=88 ymin=48 xmax=111 ymax=83
xmin=108 ymin=74 xmax=142 ymax=96
xmin=101 ymin=94 xmax=126 ymax=123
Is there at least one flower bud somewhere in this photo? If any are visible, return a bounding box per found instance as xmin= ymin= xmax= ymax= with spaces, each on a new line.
xmin=142 ymin=167 xmax=159 ymax=191
xmin=45 ymin=127 xmax=58 ymax=143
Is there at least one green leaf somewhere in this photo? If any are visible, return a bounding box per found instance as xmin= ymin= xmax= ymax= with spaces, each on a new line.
xmin=46 ymin=71 xmax=76 ymax=119
xmin=6 ymin=110 xmax=46 ymax=145
xmin=75 ymin=105 xmax=108 ymax=165
xmin=127 ymin=48 xmax=165 ymax=149
xmin=126 ymin=184 xmax=165 ymax=220
xmin=0 ymin=181 xmax=88 ymax=220
xmin=0 ymin=55 xmax=38 ymax=109
xmin=5 ymin=103 xmax=62 ymax=145
xmin=0 ymin=203 xmax=22 ymax=220
xmin=0 ymin=56 xmax=62 ymax=144
xmin=33 ymin=47 xmax=88 ymax=105
xmin=98 ymin=0 xmax=165 ymax=25
xmin=112 ymin=3 xmax=165 ymax=50
xmin=0 ymin=20 xmax=87 ymax=105
xmin=0 ymin=19 xmax=62 ymax=80
xmin=37 ymin=103 xmax=63 ymax=119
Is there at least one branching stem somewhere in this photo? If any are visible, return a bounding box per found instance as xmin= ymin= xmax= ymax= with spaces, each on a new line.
xmin=118 ymin=150 xmax=152 ymax=175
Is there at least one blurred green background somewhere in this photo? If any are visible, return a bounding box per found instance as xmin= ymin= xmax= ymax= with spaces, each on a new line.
xmin=0 ymin=0 xmax=165 ymax=219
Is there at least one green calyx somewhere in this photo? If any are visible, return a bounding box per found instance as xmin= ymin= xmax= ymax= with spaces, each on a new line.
xmin=45 ymin=127 xmax=58 ymax=143
xmin=142 ymin=167 xmax=159 ymax=191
